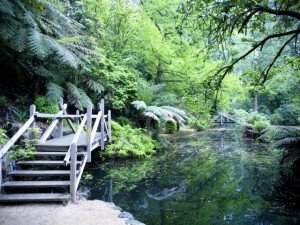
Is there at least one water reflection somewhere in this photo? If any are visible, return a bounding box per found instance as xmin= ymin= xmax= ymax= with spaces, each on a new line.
xmin=81 ymin=129 xmax=300 ymax=225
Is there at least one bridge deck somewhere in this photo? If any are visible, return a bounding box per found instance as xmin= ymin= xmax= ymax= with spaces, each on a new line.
xmin=37 ymin=132 xmax=103 ymax=148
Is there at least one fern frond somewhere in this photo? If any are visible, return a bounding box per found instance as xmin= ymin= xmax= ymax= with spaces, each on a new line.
xmin=161 ymin=106 xmax=189 ymax=120
xmin=78 ymin=88 xmax=93 ymax=108
xmin=143 ymin=112 xmax=159 ymax=121
xmin=67 ymin=83 xmax=93 ymax=109
xmin=0 ymin=0 xmax=15 ymax=16
xmin=67 ymin=82 xmax=82 ymax=110
xmin=132 ymin=101 xmax=147 ymax=111
xmin=9 ymin=27 xmax=28 ymax=52
xmin=34 ymin=65 xmax=54 ymax=78
xmin=0 ymin=16 xmax=19 ymax=40
xmin=23 ymin=11 xmax=37 ymax=27
xmin=55 ymin=44 xmax=79 ymax=68
xmin=273 ymin=137 xmax=300 ymax=148
xmin=28 ymin=28 xmax=52 ymax=58
xmin=46 ymin=82 xmax=63 ymax=103
xmin=87 ymin=80 xmax=104 ymax=94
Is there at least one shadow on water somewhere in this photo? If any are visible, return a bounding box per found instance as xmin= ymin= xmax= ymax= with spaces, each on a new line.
xmin=80 ymin=128 xmax=300 ymax=225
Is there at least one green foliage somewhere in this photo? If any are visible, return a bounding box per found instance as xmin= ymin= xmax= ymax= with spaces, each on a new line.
xmin=9 ymin=140 xmax=35 ymax=161
xmin=116 ymin=116 xmax=132 ymax=127
xmin=9 ymin=127 xmax=40 ymax=160
xmin=9 ymin=106 xmax=28 ymax=123
xmin=0 ymin=128 xmax=8 ymax=145
xmin=233 ymin=109 xmax=270 ymax=133
xmin=83 ymin=173 xmax=93 ymax=181
xmin=35 ymin=96 xmax=59 ymax=114
xmin=100 ymin=121 xmax=159 ymax=159
xmin=165 ymin=120 xmax=177 ymax=134
xmin=189 ymin=118 xmax=211 ymax=131
xmin=132 ymin=100 xmax=189 ymax=130
xmin=261 ymin=126 xmax=300 ymax=149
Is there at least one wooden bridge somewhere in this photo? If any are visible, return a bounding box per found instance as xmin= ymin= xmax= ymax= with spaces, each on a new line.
xmin=0 ymin=98 xmax=111 ymax=203
xmin=214 ymin=112 xmax=237 ymax=126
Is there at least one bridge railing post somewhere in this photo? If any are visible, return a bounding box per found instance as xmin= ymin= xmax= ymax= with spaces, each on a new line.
xmin=30 ymin=104 xmax=36 ymax=128
xmin=70 ymin=143 xmax=77 ymax=202
xmin=100 ymin=99 xmax=105 ymax=150
xmin=0 ymin=158 xmax=2 ymax=194
xmin=58 ymin=98 xmax=64 ymax=137
xmin=108 ymin=110 xmax=112 ymax=143
xmin=86 ymin=106 xmax=92 ymax=162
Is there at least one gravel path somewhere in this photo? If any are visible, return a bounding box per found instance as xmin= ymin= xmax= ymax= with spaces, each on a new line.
xmin=0 ymin=200 xmax=140 ymax=225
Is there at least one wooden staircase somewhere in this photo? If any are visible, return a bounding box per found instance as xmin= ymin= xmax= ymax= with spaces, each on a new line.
xmin=0 ymin=98 xmax=112 ymax=204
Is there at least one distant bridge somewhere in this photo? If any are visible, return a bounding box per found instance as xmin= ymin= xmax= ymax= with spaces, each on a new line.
xmin=214 ymin=112 xmax=238 ymax=126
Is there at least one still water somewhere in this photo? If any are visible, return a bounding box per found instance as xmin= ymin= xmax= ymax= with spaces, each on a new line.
xmin=81 ymin=128 xmax=300 ymax=225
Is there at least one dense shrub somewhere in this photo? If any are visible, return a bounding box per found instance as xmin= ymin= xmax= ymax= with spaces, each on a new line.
xmin=100 ymin=121 xmax=160 ymax=159
xmin=165 ymin=120 xmax=177 ymax=134
xmin=233 ymin=109 xmax=270 ymax=136
xmin=35 ymin=96 xmax=59 ymax=114
xmin=189 ymin=117 xmax=212 ymax=131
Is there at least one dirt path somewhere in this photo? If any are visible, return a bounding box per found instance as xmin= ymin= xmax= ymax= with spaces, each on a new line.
xmin=0 ymin=200 xmax=139 ymax=225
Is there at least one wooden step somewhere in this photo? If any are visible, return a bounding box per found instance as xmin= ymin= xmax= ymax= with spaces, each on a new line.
xmin=9 ymin=170 xmax=79 ymax=176
xmin=17 ymin=160 xmax=82 ymax=166
xmin=0 ymin=193 xmax=70 ymax=203
xmin=33 ymin=152 xmax=85 ymax=156
xmin=2 ymin=181 xmax=70 ymax=188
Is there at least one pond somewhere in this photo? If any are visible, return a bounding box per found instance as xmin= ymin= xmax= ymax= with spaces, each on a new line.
xmin=81 ymin=128 xmax=300 ymax=225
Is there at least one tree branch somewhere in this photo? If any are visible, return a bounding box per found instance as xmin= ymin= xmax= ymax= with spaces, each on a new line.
xmin=209 ymin=29 xmax=300 ymax=89
xmin=260 ymin=33 xmax=297 ymax=84
xmin=253 ymin=6 xmax=300 ymax=20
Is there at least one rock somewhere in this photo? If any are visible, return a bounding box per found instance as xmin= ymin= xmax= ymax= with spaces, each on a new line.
xmin=128 ymin=219 xmax=145 ymax=225
xmin=118 ymin=212 xmax=134 ymax=220
xmin=113 ymin=206 xmax=123 ymax=212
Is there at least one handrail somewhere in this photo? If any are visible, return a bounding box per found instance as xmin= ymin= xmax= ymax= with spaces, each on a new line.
xmin=39 ymin=104 xmax=67 ymax=143
xmin=0 ymin=115 xmax=35 ymax=158
xmin=75 ymin=153 xmax=88 ymax=190
xmin=90 ymin=111 xmax=101 ymax=143
xmin=36 ymin=113 xmax=81 ymax=118
xmin=63 ymin=115 xmax=87 ymax=165
xmin=59 ymin=99 xmax=76 ymax=133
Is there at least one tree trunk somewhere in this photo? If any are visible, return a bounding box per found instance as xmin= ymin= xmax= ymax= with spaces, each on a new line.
xmin=253 ymin=94 xmax=258 ymax=112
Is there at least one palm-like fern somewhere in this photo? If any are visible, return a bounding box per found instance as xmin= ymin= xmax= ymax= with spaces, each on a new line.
xmin=261 ymin=126 xmax=300 ymax=149
xmin=132 ymin=100 xmax=189 ymax=127
xmin=0 ymin=0 xmax=102 ymax=109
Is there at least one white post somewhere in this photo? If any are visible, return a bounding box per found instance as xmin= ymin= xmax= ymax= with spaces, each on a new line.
xmin=70 ymin=143 xmax=77 ymax=202
xmin=0 ymin=158 xmax=2 ymax=193
xmin=58 ymin=98 xmax=64 ymax=138
xmin=108 ymin=110 xmax=112 ymax=143
xmin=76 ymin=110 xmax=80 ymax=125
xmin=86 ymin=106 xmax=92 ymax=162
xmin=30 ymin=104 xmax=36 ymax=128
xmin=220 ymin=114 xmax=223 ymax=126
xmin=100 ymin=99 xmax=105 ymax=150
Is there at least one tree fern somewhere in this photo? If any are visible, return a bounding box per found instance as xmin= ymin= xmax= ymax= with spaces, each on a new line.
xmin=9 ymin=27 xmax=28 ymax=52
xmin=87 ymin=80 xmax=104 ymax=94
xmin=67 ymin=83 xmax=93 ymax=110
xmin=261 ymin=126 xmax=300 ymax=149
xmin=132 ymin=100 xmax=189 ymax=127
xmin=28 ymin=28 xmax=52 ymax=59
xmin=132 ymin=101 xmax=147 ymax=111
xmin=0 ymin=0 xmax=14 ymax=16
xmin=46 ymin=82 xmax=63 ymax=103
xmin=34 ymin=65 xmax=54 ymax=78
xmin=0 ymin=0 xmax=96 ymax=109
